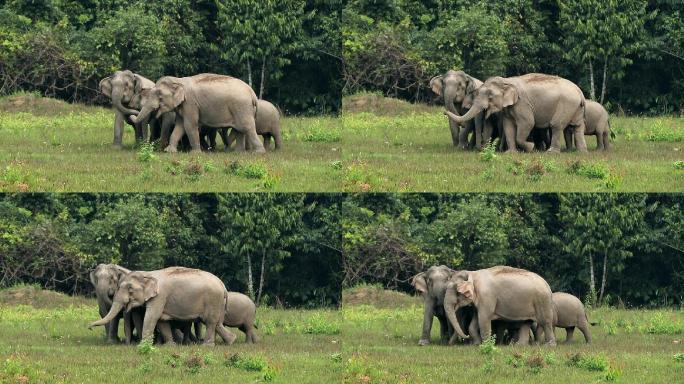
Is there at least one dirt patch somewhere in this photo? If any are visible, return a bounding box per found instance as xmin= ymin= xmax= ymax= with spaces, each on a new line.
xmin=343 ymin=93 xmax=440 ymax=116
xmin=0 ymin=93 xmax=105 ymax=116
xmin=0 ymin=285 xmax=92 ymax=309
xmin=343 ymin=285 xmax=420 ymax=309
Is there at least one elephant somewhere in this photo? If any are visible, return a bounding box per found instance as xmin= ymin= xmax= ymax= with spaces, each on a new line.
xmin=130 ymin=73 xmax=265 ymax=153
xmin=564 ymin=100 xmax=611 ymax=151
xmin=99 ymin=70 xmax=154 ymax=148
xmin=430 ymin=70 xmax=489 ymax=149
xmin=129 ymin=88 xmax=176 ymax=148
xmin=224 ymin=292 xmax=259 ymax=343
xmin=90 ymin=263 xmax=136 ymax=344
xmin=443 ymin=266 xmax=557 ymax=346
xmin=411 ymin=265 xmax=458 ymax=345
xmin=537 ymin=292 xmax=595 ymax=344
xmin=224 ymin=99 xmax=283 ymax=151
xmin=445 ymin=73 xmax=589 ymax=153
xmin=89 ymin=266 xmax=237 ymax=346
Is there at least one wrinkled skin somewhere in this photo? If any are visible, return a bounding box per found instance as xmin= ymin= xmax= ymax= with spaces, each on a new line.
xmin=564 ymin=100 xmax=611 ymax=151
xmin=430 ymin=71 xmax=491 ymax=149
xmin=130 ymin=74 xmax=264 ymax=153
xmin=99 ymin=70 xmax=154 ymax=148
xmin=443 ymin=266 xmax=557 ymax=346
xmin=89 ymin=267 xmax=236 ymax=346
xmin=129 ymin=88 xmax=176 ymax=148
xmin=224 ymin=292 xmax=259 ymax=343
xmin=411 ymin=265 xmax=456 ymax=345
xmin=535 ymin=292 xmax=594 ymax=344
xmin=89 ymin=264 xmax=134 ymax=344
xmin=445 ymin=73 xmax=588 ymax=153
xmin=226 ymin=99 xmax=283 ymax=151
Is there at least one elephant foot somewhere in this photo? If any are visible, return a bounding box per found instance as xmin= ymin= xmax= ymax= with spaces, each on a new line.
xmin=418 ymin=338 xmax=430 ymax=346
xmin=164 ymin=145 xmax=178 ymax=153
xmin=546 ymin=147 xmax=561 ymax=154
xmin=190 ymin=149 xmax=203 ymax=154
xmin=545 ymin=340 xmax=557 ymax=347
xmin=505 ymin=149 xmax=517 ymax=154
xmin=253 ymin=148 xmax=266 ymax=154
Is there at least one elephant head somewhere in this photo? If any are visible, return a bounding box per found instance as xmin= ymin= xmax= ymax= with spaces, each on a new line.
xmin=89 ymin=271 xmax=158 ymax=329
xmin=445 ymin=76 xmax=516 ymax=123
xmin=131 ymin=77 xmax=184 ymax=125
xmin=430 ymin=70 xmax=480 ymax=114
xmin=89 ymin=264 xmax=131 ymax=307
xmin=411 ymin=265 xmax=454 ymax=301
xmin=443 ymin=270 xmax=475 ymax=340
xmin=99 ymin=70 xmax=148 ymax=116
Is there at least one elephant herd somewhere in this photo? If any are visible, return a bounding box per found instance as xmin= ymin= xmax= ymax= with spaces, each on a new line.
xmin=88 ymin=264 xmax=258 ymax=346
xmin=430 ymin=71 xmax=611 ymax=153
xmin=411 ymin=265 xmax=594 ymax=347
xmin=99 ymin=70 xmax=282 ymax=154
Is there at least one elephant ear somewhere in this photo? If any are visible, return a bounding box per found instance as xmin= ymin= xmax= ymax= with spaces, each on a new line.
xmin=501 ymin=82 xmax=519 ymax=108
xmin=411 ymin=273 xmax=428 ymax=295
xmin=112 ymin=265 xmax=130 ymax=283
xmin=142 ymin=275 xmax=159 ymax=302
xmin=167 ymin=81 xmax=186 ymax=108
xmin=133 ymin=74 xmax=153 ymax=94
xmin=456 ymin=280 xmax=475 ymax=301
xmin=99 ymin=77 xmax=113 ymax=98
xmin=429 ymin=76 xmax=444 ymax=97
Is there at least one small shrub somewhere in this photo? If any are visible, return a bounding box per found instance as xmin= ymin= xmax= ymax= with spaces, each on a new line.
xmin=185 ymin=352 xmax=205 ymax=374
xmin=673 ymin=353 xmax=684 ymax=362
xmin=479 ymin=336 xmax=498 ymax=356
xmin=262 ymin=173 xmax=280 ymax=190
xmin=527 ymin=353 xmax=546 ymax=374
xmin=300 ymin=124 xmax=341 ymax=142
xmin=567 ymin=353 xmax=609 ymax=372
xmin=330 ymin=160 xmax=343 ymax=170
xmin=480 ymin=139 xmax=499 ymax=162
xmin=137 ymin=142 xmax=157 ymax=163
xmin=164 ymin=159 xmax=183 ymax=176
xmin=227 ymin=161 xmax=268 ymax=179
xmin=643 ymin=120 xmax=684 ymax=142
xmin=302 ymin=313 xmax=341 ymax=335
xmin=604 ymin=366 xmax=622 ymax=382
xmin=568 ymin=161 xmax=610 ymax=179
xmin=330 ymin=353 xmax=343 ymax=363
xmin=225 ymin=353 xmax=268 ymax=372
xmin=642 ymin=313 xmax=684 ymax=335
xmin=526 ymin=159 xmax=546 ymax=181
xmin=673 ymin=161 xmax=684 ymax=170
xmin=604 ymin=174 xmax=622 ymax=190
xmin=137 ymin=339 xmax=157 ymax=356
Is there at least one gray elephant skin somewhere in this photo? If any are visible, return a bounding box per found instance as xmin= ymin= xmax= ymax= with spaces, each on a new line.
xmin=546 ymin=292 xmax=595 ymax=344
xmin=226 ymin=99 xmax=283 ymax=151
xmin=130 ymin=73 xmax=264 ymax=153
xmin=90 ymin=263 xmax=135 ymax=343
xmin=411 ymin=265 xmax=458 ymax=346
xmin=99 ymin=70 xmax=153 ymax=147
xmin=565 ymin=100 xmax=611 ymax=151
xmin=443 ymin=266 xmax=557 ymax=346
xmin=224 ymin=292 xmax=259 ymax=343
xmin=89 ymin=266 xmax=236 ymax=346
xmin=430 ymin=70 xmax=488 ymax=149
xmin=445 ymin=73 xmax=589 ymax=153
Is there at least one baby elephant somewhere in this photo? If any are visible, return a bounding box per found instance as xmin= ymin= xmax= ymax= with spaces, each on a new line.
xmin=228 ymin=99 xmax=282 ymax=151
xmin=544 ymin=292 xmax=595 ymax=344
xmin=565 ymin=100 xmax=610 ymax=151
xmin=224 ymin=292 xmax=259 ymax=343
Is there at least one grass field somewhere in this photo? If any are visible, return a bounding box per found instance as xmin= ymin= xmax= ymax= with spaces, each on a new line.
xmin=341 ymin=285 xmax=684 ymax=384
xmin=341 ymin=93 xmax=684 ymax=192
xmin=0 ymin=93 xmax=342 ymax=192
xmin=0 ymin=286 xmax=341 ymax=383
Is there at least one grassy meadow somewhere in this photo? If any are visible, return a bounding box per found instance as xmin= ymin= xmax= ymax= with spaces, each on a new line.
xmin=341 ymin=93 xmax=684 ymax=192
xmin=0 ymin=93 xmax=342 ymax=192
xmin=341 ymin=285 xmax=684 ymax=384
xmin=0 ymin=286 xmax=341 ymax=383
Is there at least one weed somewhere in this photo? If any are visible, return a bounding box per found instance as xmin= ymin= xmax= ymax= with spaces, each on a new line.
xmin=642 ymin=313 xmax=684 ymax=335
xmin=568 ymin=161 xmax=610 ymax=179
xmin=203 ymin=160 xmax=217 ymax=173
xmin=673 ymin=353 xmax=684 ymax=363
xmin=262 ymin=173 xmax=280 ymax=190
xmin=567 ymin=353 xmax=609 ymax=372
xmin=225 ymin=353 xmax=269 ymax=372
xmin=302 ymin=313 xmax=341 ymax=335
xmin=343 ymin=160 xmax=376 ymax=192
xmin=299 ymin=124 xmax=341 ymax=142
xmin=185 ymin=352 xmax=205 ymax=374
xmin=526 ymin=158 xmax=547 ymax=181
xmin=330 ymin=353 xmax=343 ymax=363
xmin=480 ymin=168 xmax=494 ymax=181
xmin=136 ymin=338 xmax=157 ymax=356
xmin=479 ymin=337 xmax=498 ymax=356
xmin=644 ymin=120 xmax=684 ymax=142
xmin=527 ymin=353 xmax=546 ymax=374
xmin=673 ymin=161 xmax=684 ymax=170
xmin=480 ymin=139 xmax=499 ymax=162
xmin=330 ymin=160 xmax=343 ymax=170
xmin=227 ymin=161 xmax=268 ymax=179
xmin=137 ymin=142 xmax=157 ymax=163
xmin=604 ymin=174 xmax=622 ymax=190
xmin=604 ymin=366 xmax=622 ymax=382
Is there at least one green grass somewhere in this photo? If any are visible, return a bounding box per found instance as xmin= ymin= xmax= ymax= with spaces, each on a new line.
xmin=0 ymin=287 xmax=341 ymax=383
xmin=0 ymin=94 xmax=341 ymax=192
xmin=341 ymin=287 xmax=684 ymax=383
xmin=340 ymin=95 xmax=684 ymax=192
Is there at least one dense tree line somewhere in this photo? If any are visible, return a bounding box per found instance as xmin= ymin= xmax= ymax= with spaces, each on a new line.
xmin=342 ymin=193 xmax=684 ymax=308
xmin=342 ymin=0 xmax=684 ymax=114
xmin=0 ymin=193 xmax=342 ymax=307
xmin=0 ymin=0 xmax=342 ymax=114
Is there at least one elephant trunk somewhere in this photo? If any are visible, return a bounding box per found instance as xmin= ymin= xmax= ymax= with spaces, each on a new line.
xmin=445 ymin=104 xmax=484 ymax=125
xmin=95 ymin=281 xmax=113 ymax=307
xmin=89 ymin=301 xmax=124 ymax=329
xmin=130 ymin=104 xmax=153 ymax=125
xmin=112 ymin=88 xmax=139 ymax=117
xmin=444 ymin=296 xmax=469 ymax=340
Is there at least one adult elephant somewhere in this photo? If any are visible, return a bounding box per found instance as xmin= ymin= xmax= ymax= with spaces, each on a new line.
xmin=411 ymin=265 xmax=459 ymax=346
xmin=89 ymin=263 xmax=135 ymax=344
xmin=443 ymin=266 xmax=557 ymax=346
xmin=430 ymin=70 xmax=487 ymax=149
xmin=445 ymin=73 xmax=588 ymax=153
xmin=99 ymin=70 xmax=154 ymax=148
xmin=89 ymin=267 xmax=237 ymax=346
xmin=129 ymin=88 xmax=176 ymax=148
xmin=130 ymin=73 xmax=264 ymax=153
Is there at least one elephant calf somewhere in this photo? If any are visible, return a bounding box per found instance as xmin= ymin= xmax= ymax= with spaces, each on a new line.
xmin=565 ymin=100 xmax=611 ymax=151
xmin=224 ymin=292 xmax=259 ymax=343
xmin=546 ymin=292 xmax=595 ymax=344
xmin=226 ymin=99 xmax=282 ymax=151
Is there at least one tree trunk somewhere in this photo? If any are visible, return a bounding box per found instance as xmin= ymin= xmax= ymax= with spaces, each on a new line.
xmin=588 ymin=253 xmax=596 ymax=304
xmin=600 ymin=55 xmax=608 ymax=104
xmin=599 ymin=249 xmax=608 ymax=305
xmin=259 ymin=57 xmax=266 ymax=100
xmin=588 ymin=61 xmax=596 ymax=101
xmin=247 ymin=61 xmax=253 ymax=88
xmin=247 ymin=254 xmax=254 ymax=300
xmin=257 ymin=250 xmax=266 ymax=306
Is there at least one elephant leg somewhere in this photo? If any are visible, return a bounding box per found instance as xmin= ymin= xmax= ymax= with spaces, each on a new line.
xmin=448 ymin=120 xmax=460 ymax=147
xmin=183 ymin=116 xmax=202 ymax=153
xmin=238 ymin=116 xmax=265 ymax=153
xmin=159 ymin=113 xmax=175 ymax=149
xmin=215 ymin=323 xmax=237 ymax=345
xmin=477 ymin=312 xmax=492 ymax=343
xmin=236 ymin=133 xmax=247 ymax=152
xmin=541 ymin=320 xmax=557 ymax=346
xmin=273 ymin=131 xmax=282 ymax=150
xmin=482 ymin=118 xmax=494 ymax=146
xmin=474 ymin=115 xmax=484 ymax=149
xmin=532 ymin=323 xmax=541 ymax=345
xmin=515 ymin=121 xmax=535 ymax=153
xmin=494 ymin=322 xmax=506 ymax=345
xmin=141 ymin=305 xmax=163 ymax=342
xmin=564 ymin=128 xmax=574 ymax=151
xmin=503 ymin=116 xmax=518 ymax=153
xmin=194 ymin=319 xmax=203 ymax=342
xmin=218 ymin=128 xmax=230 ymax=150
xmin=573 ymin=120 xmax=589 ymax=152
xmin=107 ymin=315 xmax=120 ymax=344
xmin=246 ymin=326 xmax=259 ymax=343
xmin=419 ymin=301 xmax=435 ymax=346
xmin=578 ymin=319 xmax=592 ymax=344
xmin=132 ymin=309 xmax=144 ymax=342
xmin=156 ymin=321 xmax=175 ymax=345
xmin=113 ymin=110 xmax=125 ymax=148
xmin=123 ymin=311 xmax=133 ymax=344
xmin=438 ymin=314 xmax=450 ymax=344
xmin=458 ymin=123 xmax=470 ymax=150
xmin=165 ymin=116 xmax=185 ymax=153
xmin=564 ymin=327 xmax=575 ymax=344
xmin=516 ymin=323 xmax=531 ymax=346
xmin=546 ymin=124 xmax=565 ymax=153
xmin=603 ymin=131 xmax=610 ymax=151
xmin=262 ymin=134 xmax=272 ymax=151
xmin=468 ymin=314 xmax=482 ymax=345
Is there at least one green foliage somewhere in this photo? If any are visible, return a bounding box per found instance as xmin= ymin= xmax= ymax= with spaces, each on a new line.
xmin=227 ymin=161 xmax=269 ymax=179
xmin=567 ymin=353 xmax=610 ymax=372
xmin=137 ymin=142 xmax=157 ymax=163
xmin=299 ymin=125 xmax=342 ymax=143
xmin=137 ymin=339 xmax=157 ymax=356
xmin=673 ymin=161 xmax=684 ymax=170
xmin=643 ymin=120 xmax=684 ymax=142
xmin=301 ymin=313 xmax=341 ymax=335
xmin=225 ymin=353 xmax=269 ymax=372
xmin=479 ymin=139 xmax=499 ymax=162
xmin=479 ymin=337 xmax=498 ymax=356
xmin=674 ymin=353 xmax=684 ymax=363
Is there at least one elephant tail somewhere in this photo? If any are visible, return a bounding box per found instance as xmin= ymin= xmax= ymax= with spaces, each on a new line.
xmin=586 ymin=312 xmax=598 ymax=326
